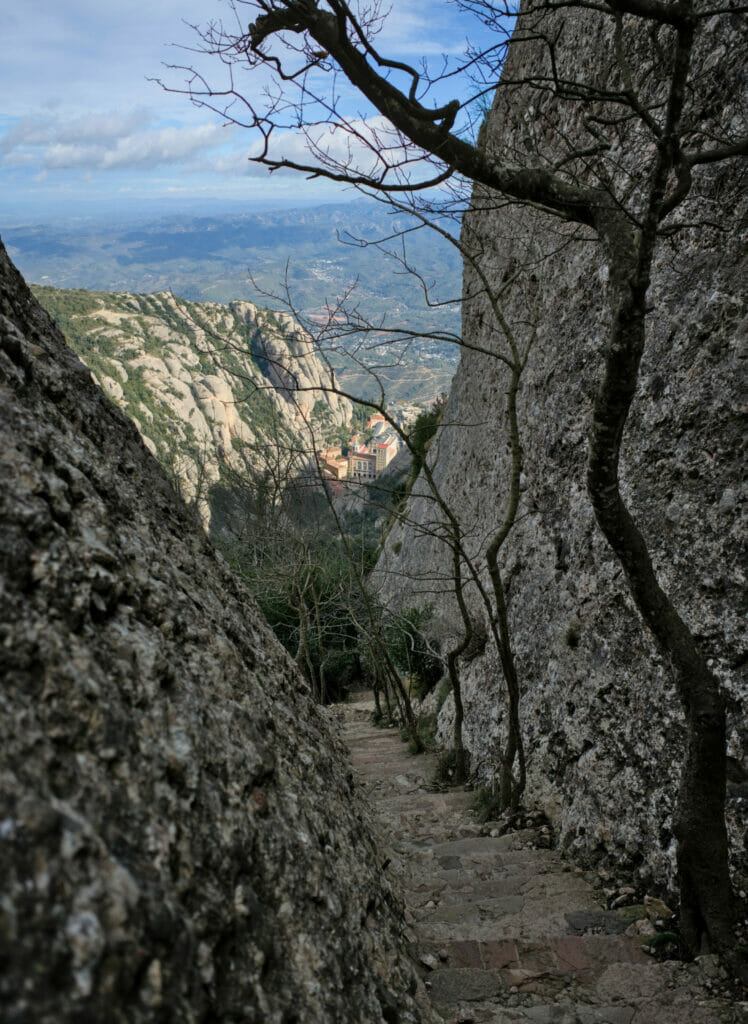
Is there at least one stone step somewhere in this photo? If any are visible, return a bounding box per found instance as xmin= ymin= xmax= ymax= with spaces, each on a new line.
xmin=339 ymin=703 xmax=743 ymax=1024
xmin=420 ymin=934 xmax=649 ymax=974
xmin=419 ymin=935 xmax=658 ymax=1016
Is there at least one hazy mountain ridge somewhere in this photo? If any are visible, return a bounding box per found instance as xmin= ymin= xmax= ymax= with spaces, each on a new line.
xmin=33 ymin=285 xmax=351 ymax=520
xmin=8 ymin=202 xmax=460 ymax=402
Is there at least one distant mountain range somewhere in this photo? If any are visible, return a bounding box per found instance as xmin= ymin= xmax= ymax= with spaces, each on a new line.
xmin=9 ymin=201 xmax=461 ymax=402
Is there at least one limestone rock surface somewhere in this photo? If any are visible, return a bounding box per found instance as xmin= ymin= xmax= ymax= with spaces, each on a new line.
xmin=375 ymin=7 xmax=747 ymax=897
xmin=0 ymin=239 xmax=425 ymax=1023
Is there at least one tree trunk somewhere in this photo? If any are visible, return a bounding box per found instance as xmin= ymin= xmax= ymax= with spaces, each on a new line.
xmin=485 ymin=359 xmax=526 ymax=811
xmin=447 ymin=530 xmax=473 ymax=784
xmin=295 ymin=583 xmax=318 ymax=700
xmin=373 ymin=678 xmax=383 ymax=719
xmin=446 ymin=648 xmax=468 ymax=783
xmin=311 ymin=583 xmax=327 ymax=704
xmin=587 ymin=230 xmax=734 ymax=955
xmin=381 ymin=672 xmax=393 ymax=722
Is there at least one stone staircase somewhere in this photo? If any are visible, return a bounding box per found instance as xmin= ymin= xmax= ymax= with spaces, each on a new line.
xmin=340 ymin=697 xmax=745 ymax=1024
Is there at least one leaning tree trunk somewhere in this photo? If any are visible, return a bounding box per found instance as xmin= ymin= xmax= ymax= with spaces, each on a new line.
xmin=446 ymin=532 xmax=473 ymax=784
xmin=295 ymin=583 xmax=319 ymax=701
xmin=484 ymin=353 xmax=527 ymax=811
xmin=445 ymin=645 xmax=468 ymax=781
xmin=588 ymin=221 xmax=734 ymax=956
xmin=372 ymin=676 xmax=383 ymax=719
xmin=311 ymin=583 xmax=327 ymax=704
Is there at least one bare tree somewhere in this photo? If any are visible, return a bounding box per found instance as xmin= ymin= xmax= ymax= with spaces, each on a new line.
xmin=163 ymin=0 xmax=748 ymax=959
xmin=245 ymin=246 xmax=541 ymax=797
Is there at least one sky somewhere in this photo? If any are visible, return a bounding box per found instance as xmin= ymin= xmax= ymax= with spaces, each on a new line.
xmin=0 ymin=1 xmax=500 ymax=224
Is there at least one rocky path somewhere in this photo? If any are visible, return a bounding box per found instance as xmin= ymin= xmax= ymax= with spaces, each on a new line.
xmin=340 ymin=696 xmax=744 ymax=1024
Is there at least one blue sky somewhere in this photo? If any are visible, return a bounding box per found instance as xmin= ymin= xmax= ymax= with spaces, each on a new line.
xmin=1 ymin=1 xmax=499 ymax=223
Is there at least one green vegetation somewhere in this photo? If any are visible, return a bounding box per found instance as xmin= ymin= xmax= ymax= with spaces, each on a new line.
xmin=32 ymin=285 xmax=127 ymax=385
xmin=404 ymin=700 xmax=446 ymax=754
xmin=390 ymin=396 xmax=445 ymax=513
xmin=471 ymin=786 xmax=503 ymax=823
xmin=434 ymin=749 xmax=469 ymax=787
xmin=211 ymin=467 xmax=369 ymax=704
xmin=640 ymin=931 xmax=682 ymax=953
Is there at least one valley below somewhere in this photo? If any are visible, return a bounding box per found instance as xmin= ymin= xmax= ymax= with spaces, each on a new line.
xmin=8 ymin=200 xmax=461 ymax=403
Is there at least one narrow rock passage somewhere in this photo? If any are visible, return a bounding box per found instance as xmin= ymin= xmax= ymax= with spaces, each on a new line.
xmin=340 ymin=696 xmax=744 ymax=1024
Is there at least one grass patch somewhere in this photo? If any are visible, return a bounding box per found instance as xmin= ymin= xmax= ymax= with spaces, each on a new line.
xmin=641 ymin=931 xmax=681 ymax=951
xmin=402 ymin=711 xmax=439 ymax=755
xmin=471 ymin=785 xmax=502 ymax=823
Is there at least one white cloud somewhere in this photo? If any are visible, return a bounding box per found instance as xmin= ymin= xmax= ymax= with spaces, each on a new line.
xmin=3 ymin=150 xmax=36 ymax=169
xmin=113 ymin=124 xmax=230 ymax=168
xmin=1 ymin=111 xmax=233 ymax=172
xmin=1 ymin=110 xmax=150 ymax=154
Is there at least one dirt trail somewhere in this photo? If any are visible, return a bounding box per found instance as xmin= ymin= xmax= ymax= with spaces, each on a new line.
xmin=340 ymin=696 xmax=744 ymax=1024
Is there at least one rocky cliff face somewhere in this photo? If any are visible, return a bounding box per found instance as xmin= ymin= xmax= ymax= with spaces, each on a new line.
xmin=375 ymin=8 xmax=746 ymax=897
xmin=33 ymin=286 xmax=351 ymax=520
xmin=0 ymin=239 xmax=426 ymax=1023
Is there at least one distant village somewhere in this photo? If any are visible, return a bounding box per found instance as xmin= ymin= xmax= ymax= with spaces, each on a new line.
xmin=317 ymin=405 xmax=420 ymax=494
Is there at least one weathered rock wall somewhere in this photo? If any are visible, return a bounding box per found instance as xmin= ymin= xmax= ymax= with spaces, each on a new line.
xmin=375 ymin=7 xmax=746 ymax=896
xmin=0 ymin=238 xmax=426 ymax=1023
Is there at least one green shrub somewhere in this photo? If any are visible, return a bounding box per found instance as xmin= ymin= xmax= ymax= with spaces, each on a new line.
xmin=417 ymin=712 xmax=438 ymax=748
xmin=433 ymin=749 xmax=463 ymax=785
xmin=409 ymin=675 xmax=433 ymax=702
xmin=471 ymin=785 xmax=502 ymax=822
xmin=408 ymin=396 xmax=445 ymax=478
xmin=322 ymin=648 xmax=360 ymax=698
xmin=377 ymin=397 xmax=446 ymax=539
xmin=401 ymin=711 xmax=439 ymax=755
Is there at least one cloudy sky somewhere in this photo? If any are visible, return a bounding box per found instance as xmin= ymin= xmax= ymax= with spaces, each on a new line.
xmin=1 ymin=1 xmax=495 ymax=223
